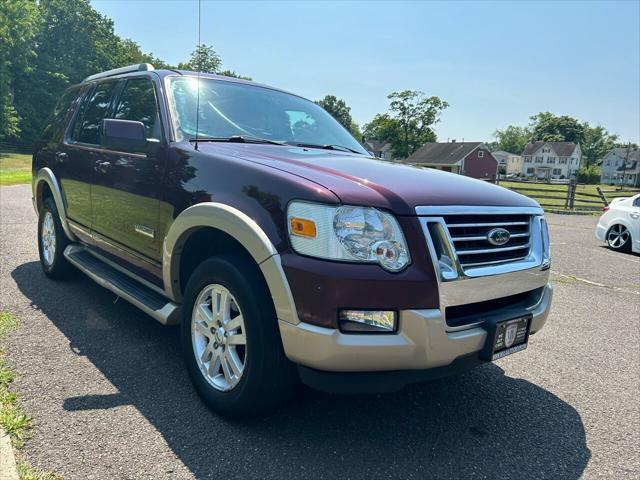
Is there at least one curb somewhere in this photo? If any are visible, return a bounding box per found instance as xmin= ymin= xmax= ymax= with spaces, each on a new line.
xmin=0 ymin=429 xmax=19 ymax=480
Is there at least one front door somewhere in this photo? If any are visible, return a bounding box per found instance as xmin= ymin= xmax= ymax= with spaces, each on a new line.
xmin=91 ymin=76 xmax=165 ymax=262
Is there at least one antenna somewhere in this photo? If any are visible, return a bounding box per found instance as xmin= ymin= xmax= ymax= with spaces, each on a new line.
xmin=194 ymin=0 xmax=202 ymax=151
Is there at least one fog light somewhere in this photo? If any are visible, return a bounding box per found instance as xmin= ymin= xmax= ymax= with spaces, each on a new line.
xmin=339 ymin=310 xmax=397 ymax=333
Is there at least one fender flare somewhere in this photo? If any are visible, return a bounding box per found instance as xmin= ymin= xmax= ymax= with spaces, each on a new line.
xmin=162 ymin=202 xmax=299 ymax=325
xmin=33 ymin=168 xmax=77 ymax=241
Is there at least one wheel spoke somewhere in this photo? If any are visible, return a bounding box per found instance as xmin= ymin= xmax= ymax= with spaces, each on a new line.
xmin=225 ymin=348 xmax=243 ymax=376
xmin=208 ymin=351 xmax=222 ymax=378
xmin=200 ymin=344 xmax=213 ymax=363
xmin=227 ymin=333 xmax=246 ymax=346
xmin=194 ymin=321 xmax=210 ymax=338
xmin=221 ymin=356 xmax=235 ymax=386
xmin=225 ymin=314 xmax=243 ymax=331
xmin=213 ymin=289 xmax=230 ymax=322
xmin=196 ymin=303 xmax=213 ymax=324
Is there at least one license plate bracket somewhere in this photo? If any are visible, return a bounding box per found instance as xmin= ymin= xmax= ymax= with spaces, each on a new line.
xmin=480 ymin=314 xmax=532 ymax=361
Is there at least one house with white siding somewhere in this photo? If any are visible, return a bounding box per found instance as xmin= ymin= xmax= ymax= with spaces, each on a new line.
xmin=521 ymin=141 xmax=581 ymax=180
xmin=492 ymin=150 xmax=523 ymax=175
xmin=600 ymin=148 xmax=640 ymax=187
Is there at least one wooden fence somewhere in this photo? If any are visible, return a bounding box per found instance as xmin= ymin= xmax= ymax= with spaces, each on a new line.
xmin=502 ymin=179 xmax=640 ymax=212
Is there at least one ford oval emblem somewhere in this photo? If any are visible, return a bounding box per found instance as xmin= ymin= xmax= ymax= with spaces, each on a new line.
xmin=487 ymin=228 xmax=511 ymax=246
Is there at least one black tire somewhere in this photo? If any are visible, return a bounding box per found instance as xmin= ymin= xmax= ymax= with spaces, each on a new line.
xmin=606 ymin=224 xmax=632 ymax=252
xmin=180 ymin=255 xmax=297 ymax=418
xmin=38 ymin=196 xmax=76 ymax=280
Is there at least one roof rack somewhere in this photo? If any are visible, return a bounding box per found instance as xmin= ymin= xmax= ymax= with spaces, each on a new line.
xmin=83 ymin=63 xmax=155 ymax=82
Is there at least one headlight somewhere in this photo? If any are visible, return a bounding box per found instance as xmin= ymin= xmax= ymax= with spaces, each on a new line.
xmin=540 ymin=216 xmax=551 ymax=268
xmin=287 ymin=201 xmax=410 ymax=272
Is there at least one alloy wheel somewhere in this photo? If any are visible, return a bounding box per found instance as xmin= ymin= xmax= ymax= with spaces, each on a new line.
xmin=41 ymin=211 xmax=57 ymax=266
xmin=191 ymin=284 xmax=247 ymax=392
xmin=607 ymin=224 xmax=630 ymax=249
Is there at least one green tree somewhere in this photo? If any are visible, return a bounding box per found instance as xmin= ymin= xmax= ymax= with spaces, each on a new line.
xmin=581 ymin=124 xmax=618 ymax=166
xmin=363 ymin=113 xmax=401 ymax=146
xmin=0 ymin=0 xmax=39 ymax=141
xmin=177 ymin=44 xmax=221 ymax=73
xmin=315 ymin=95 xmax=361 ymax=138
xmin=491 ymin=125 xmax=532 ymax=154
xmin=530 ymin=112 xmax=585 ymax=144
xmin=11 ymin=0 xmax=170 ymax=143
xmin=386 ymin=90 xmax=449 ymax=159
xmin=217 ymin=69 xmax=252 ymax=80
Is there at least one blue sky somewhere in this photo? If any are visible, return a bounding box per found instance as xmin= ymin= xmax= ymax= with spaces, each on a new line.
xmin=92 ymin=0 xmax=640 ymax=143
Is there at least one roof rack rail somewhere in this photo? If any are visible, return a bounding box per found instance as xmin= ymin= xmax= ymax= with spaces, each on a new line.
xmin=83 ymin=63 xmax=155 ymax=82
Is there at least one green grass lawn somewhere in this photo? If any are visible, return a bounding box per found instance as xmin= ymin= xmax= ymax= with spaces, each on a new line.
xmin=499 ymin=180 xmax=640 ymax=210
xmin=0 ymin=152 xmax=32 ymax=186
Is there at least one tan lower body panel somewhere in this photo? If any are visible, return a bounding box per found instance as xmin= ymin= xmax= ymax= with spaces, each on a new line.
xmin=279 ymin=283 xmax=553 ymax=372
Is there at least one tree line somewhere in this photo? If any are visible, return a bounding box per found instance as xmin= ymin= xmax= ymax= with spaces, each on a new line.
xmin=0 ymin=0 xmax=250 ymax=145
xmin=0 ymin=0 xmax=628 ymax=170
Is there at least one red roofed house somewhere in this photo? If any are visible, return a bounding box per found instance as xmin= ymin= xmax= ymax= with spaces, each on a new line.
xmin=404 ymin=141 xmax=498 ymax=181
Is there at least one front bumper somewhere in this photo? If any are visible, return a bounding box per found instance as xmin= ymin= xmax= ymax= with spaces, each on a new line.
xmin=279 ymin=281 xmax=553 ymax=373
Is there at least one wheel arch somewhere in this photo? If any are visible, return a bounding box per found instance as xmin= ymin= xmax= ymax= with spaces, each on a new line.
xmin=33 ymin=168 xmax=76 ymax=241
xmin=163 ymin=202 xmax=299 ymax=325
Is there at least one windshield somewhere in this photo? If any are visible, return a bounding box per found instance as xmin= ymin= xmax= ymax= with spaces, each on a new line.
xmin=167 ymin=76 xmax=367 ymax=154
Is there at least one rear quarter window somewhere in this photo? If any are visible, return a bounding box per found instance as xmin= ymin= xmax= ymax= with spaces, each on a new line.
xmin=40 ymin=86 xmax=82 ymax=141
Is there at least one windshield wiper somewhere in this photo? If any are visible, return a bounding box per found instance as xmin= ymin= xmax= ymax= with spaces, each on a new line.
xmin=292 ymin=143 xmax=364 ymax=155
xmin=189 ymin=135 xmax=286 ymax=146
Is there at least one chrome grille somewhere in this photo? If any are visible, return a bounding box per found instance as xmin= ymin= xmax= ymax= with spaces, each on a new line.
xmin=443 ymin=213 xmax=532 ymax=268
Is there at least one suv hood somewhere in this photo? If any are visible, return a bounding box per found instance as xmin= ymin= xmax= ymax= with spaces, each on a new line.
xmin=200 ymin=143 xmax=539 ymax=215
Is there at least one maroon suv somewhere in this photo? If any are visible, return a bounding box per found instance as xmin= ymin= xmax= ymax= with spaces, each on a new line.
xmin=32 ymin=64 xmax=552 ymax=417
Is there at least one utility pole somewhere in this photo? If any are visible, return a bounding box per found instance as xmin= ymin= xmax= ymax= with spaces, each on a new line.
xmin=619 ymin=142 xmax=630 ymax=190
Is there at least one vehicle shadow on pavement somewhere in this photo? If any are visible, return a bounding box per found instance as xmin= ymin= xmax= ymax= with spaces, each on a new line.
xmin=12 ymin=261 xmax=590 ymax=480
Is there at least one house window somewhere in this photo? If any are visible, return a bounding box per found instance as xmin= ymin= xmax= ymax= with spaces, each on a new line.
xmin=478 ymin=150 xmax=484 ymax=158
xmin=605 ymin=160 xmax=610 ymax=166
xmin=553 ymin=168 xmax=562 ymax=175
xmin=535 ymin=156 xmax=543 ymax=163
xmin=524 ymin=156 xmax=531 ymax=162
xmin=547 ymin=156 xmax=556 ymax=163
xmin=559 ymin=157 xmax=567 ymax=164
xmin=527 ymin=167 xmax=535 ymax=174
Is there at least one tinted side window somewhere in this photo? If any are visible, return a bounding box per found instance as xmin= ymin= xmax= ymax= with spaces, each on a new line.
xmin=113 ymin=78 xmax=160 ymax=139
xmin=41 ymin=86 xmax=81 ymax=140
xmin=71 ymin=81 xmax=118 ymax=145
xmin=633 ymin=197 xmax=640 ymax=208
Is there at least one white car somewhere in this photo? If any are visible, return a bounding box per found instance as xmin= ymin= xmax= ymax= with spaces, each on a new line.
xmin=595 ymin=194 xmax=640 ymax=253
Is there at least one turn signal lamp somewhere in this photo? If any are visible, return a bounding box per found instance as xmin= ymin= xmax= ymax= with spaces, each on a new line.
xmin=290 ymin=217 xmax=317 ymax=238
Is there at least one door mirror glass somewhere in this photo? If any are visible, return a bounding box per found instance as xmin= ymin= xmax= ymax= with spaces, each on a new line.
xmin=102 ymin=118 xmax=146 ymax=152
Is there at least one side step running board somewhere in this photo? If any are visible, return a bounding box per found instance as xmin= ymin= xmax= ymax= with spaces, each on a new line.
xmin=64 ymin=244 xmax=181 ymax=325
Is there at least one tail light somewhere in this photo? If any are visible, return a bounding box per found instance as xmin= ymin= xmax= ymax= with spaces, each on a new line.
xmin=603 ymin=205 xmax=610 ymax=212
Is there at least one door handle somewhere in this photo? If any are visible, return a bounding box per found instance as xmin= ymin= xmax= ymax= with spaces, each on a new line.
xmin=630 ymin=213 xmax=639 ymax=219
xmin=55 ymin=152 xmax=67 ymax=163
xmin=94 ymin=160 xmax=112 ymax=174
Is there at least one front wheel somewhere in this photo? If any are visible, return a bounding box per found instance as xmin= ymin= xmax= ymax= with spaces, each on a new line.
xmin=180 ymin=255 xmax=296 ymax=418
xmin=38 ymin=196 xmax=75 ymax=279
xmin=606 ymin=224 xmax=631 ymax=252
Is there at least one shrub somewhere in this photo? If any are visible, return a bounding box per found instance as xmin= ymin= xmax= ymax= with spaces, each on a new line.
xmin=577 ymin=165 xmax=601 ymax=184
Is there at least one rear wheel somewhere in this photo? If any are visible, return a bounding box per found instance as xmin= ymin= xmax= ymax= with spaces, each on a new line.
xmin=606 ymin=224 xmax=631 ymax=252
xmin=180 ymin=255 xmax=296 ymax=418
xmin=38 ymin=196 xmax=75 ymax=279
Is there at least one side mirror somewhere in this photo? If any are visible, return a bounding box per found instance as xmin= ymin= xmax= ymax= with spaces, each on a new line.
xmin=102 ymin=119 xmax=146 ymax=153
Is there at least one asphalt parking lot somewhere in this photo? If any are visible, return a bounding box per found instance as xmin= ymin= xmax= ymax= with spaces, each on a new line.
xmin=1 ymin=183 xmax=638 ymax=480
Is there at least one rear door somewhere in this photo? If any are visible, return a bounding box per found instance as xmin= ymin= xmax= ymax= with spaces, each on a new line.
xmin=91 ymin=76 xmax=166 ymax=262
xmin=61 ymin=81 xmax=119 ymax=228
